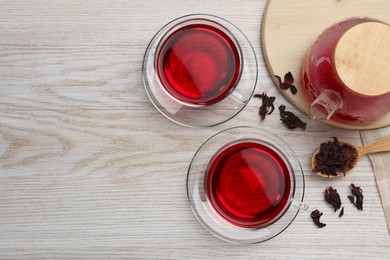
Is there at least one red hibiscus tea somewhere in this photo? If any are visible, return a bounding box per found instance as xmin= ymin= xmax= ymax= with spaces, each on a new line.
xmin=156 ymin=23 xmax=242 ymax=106
xmin=205 ymin=139 xmax=293 ymax=228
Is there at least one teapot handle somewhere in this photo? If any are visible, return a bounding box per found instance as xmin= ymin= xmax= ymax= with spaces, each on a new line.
xmin=308 ymin=89 xmax=343 ymax=120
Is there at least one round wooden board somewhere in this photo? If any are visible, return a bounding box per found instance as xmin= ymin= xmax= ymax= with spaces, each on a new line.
xmin=262 ymin=0 xmax=390 ymax=129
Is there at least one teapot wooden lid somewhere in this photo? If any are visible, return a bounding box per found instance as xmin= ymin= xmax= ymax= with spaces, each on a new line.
xmin=335 ymin=22 xmax=390 ymax=96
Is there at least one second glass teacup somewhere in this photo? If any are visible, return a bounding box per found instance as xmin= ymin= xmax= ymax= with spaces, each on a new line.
xmin=187 ymin=126 xmax=307 ymax=243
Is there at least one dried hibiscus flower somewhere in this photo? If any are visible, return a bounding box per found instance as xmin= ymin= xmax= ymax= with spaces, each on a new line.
xmin=325 ymin=186 xmax=342 ymax=212
xmin=347 ymin=195 xmax=355 ymax=204
xmin=275 ymin=72 xmax=297 ymax=95
xmin=348 ymin=183 xmax=364 ymax=210
xmin=313 ymin=137 xmax=357 ymax=176
xmin=254 ymin=93 xmax=275 ymax=120
xmin=310 ymin=209 xmax=326 ymax=228
xmin=279 ymin=105 xmax=307 ymax=130
xmin=339 ymin=207 xmax=344 ymax=218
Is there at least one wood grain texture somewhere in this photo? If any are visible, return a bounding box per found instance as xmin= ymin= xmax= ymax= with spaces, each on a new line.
xmin=0 ymin=0 xmax=389 ymax=259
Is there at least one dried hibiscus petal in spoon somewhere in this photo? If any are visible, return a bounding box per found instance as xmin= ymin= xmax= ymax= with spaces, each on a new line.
xmin=324 ymin=186 xmax=342 ymax=212
xmin=274 ymin=72 xmax=297 ymax=95
xmin=313 ymin=137 xmax=358 ymax=176
xmin=254 ymin=93 xmax=275 ymax=120
xmin=348 ymin=183 xmax=364 ymax=210
xmin=310 ymin=209 xmax=326 ymax=228
xmin=279 ymin=105 xmax=307 ymax=130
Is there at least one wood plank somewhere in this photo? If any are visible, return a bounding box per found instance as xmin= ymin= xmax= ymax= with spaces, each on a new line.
xmin=0 ymin=0 xmax=389 ymax=258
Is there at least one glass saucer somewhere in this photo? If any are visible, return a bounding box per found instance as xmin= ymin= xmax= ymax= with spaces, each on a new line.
xmin=186 ymin=126 xmax=306 ymax=243
xmin=142 ymin=14 xmax=258 ymax=127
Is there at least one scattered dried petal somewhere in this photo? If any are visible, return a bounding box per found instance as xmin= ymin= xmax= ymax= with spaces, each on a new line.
xmin=339 ymin=207 xmax=344 ymax=218
xmin=284 ymin=71 xmax=294 ymax=85
xmin=325 ymin=186 xmax=342 ymax=212
xmin=313 ymin=137 xmax=358 ymax=176
xmin=274 ymin=72 xmax=297 ymax=95
xmin=280 ymin=82 xmax=292 ymax=90
xmin=310 ymin=210 xmax=326 ymax=228
xmin=279 ymin=105 xmax=307 ymax=130
xmin=274 ymin=75 xmax=282 ymax=86
xmin=347 ymin=195 xmax=355 ymax=204
xmin=254 ymin=93 xmax=275 ymax=120
xmin=350 ymin=183 xmax=364 ymax=210
xmin=290 ymin=85 xmax=298 ymax=94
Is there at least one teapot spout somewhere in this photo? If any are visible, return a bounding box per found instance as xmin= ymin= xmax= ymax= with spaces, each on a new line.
xmin=309 ymin=89 xmax=343 ymax=120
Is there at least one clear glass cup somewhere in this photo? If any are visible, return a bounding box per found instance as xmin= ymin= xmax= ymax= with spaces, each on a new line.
xmin=142 ymin=14 xmax=258 ymax=127
xmin=186 ymin=126 xmax=307 ymax=244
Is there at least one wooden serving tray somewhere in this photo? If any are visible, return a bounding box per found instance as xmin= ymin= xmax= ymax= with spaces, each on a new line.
xmin=262 ymin=0 xmax=390 ymax=129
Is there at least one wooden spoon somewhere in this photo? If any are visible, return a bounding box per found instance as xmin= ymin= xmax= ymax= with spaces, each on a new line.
xmin=312 ymin=135 xmax=390 ymax=178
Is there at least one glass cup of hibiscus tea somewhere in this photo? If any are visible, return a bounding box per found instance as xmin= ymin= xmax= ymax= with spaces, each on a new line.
xmin=142 ymin=14 xmax=258 ymax=127
xmin=187 ymin=126 xmax=307 ymax=243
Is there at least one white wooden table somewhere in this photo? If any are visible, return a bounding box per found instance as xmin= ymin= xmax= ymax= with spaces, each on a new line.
xmin=1 ymin=1 xmax=389 ymax=259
